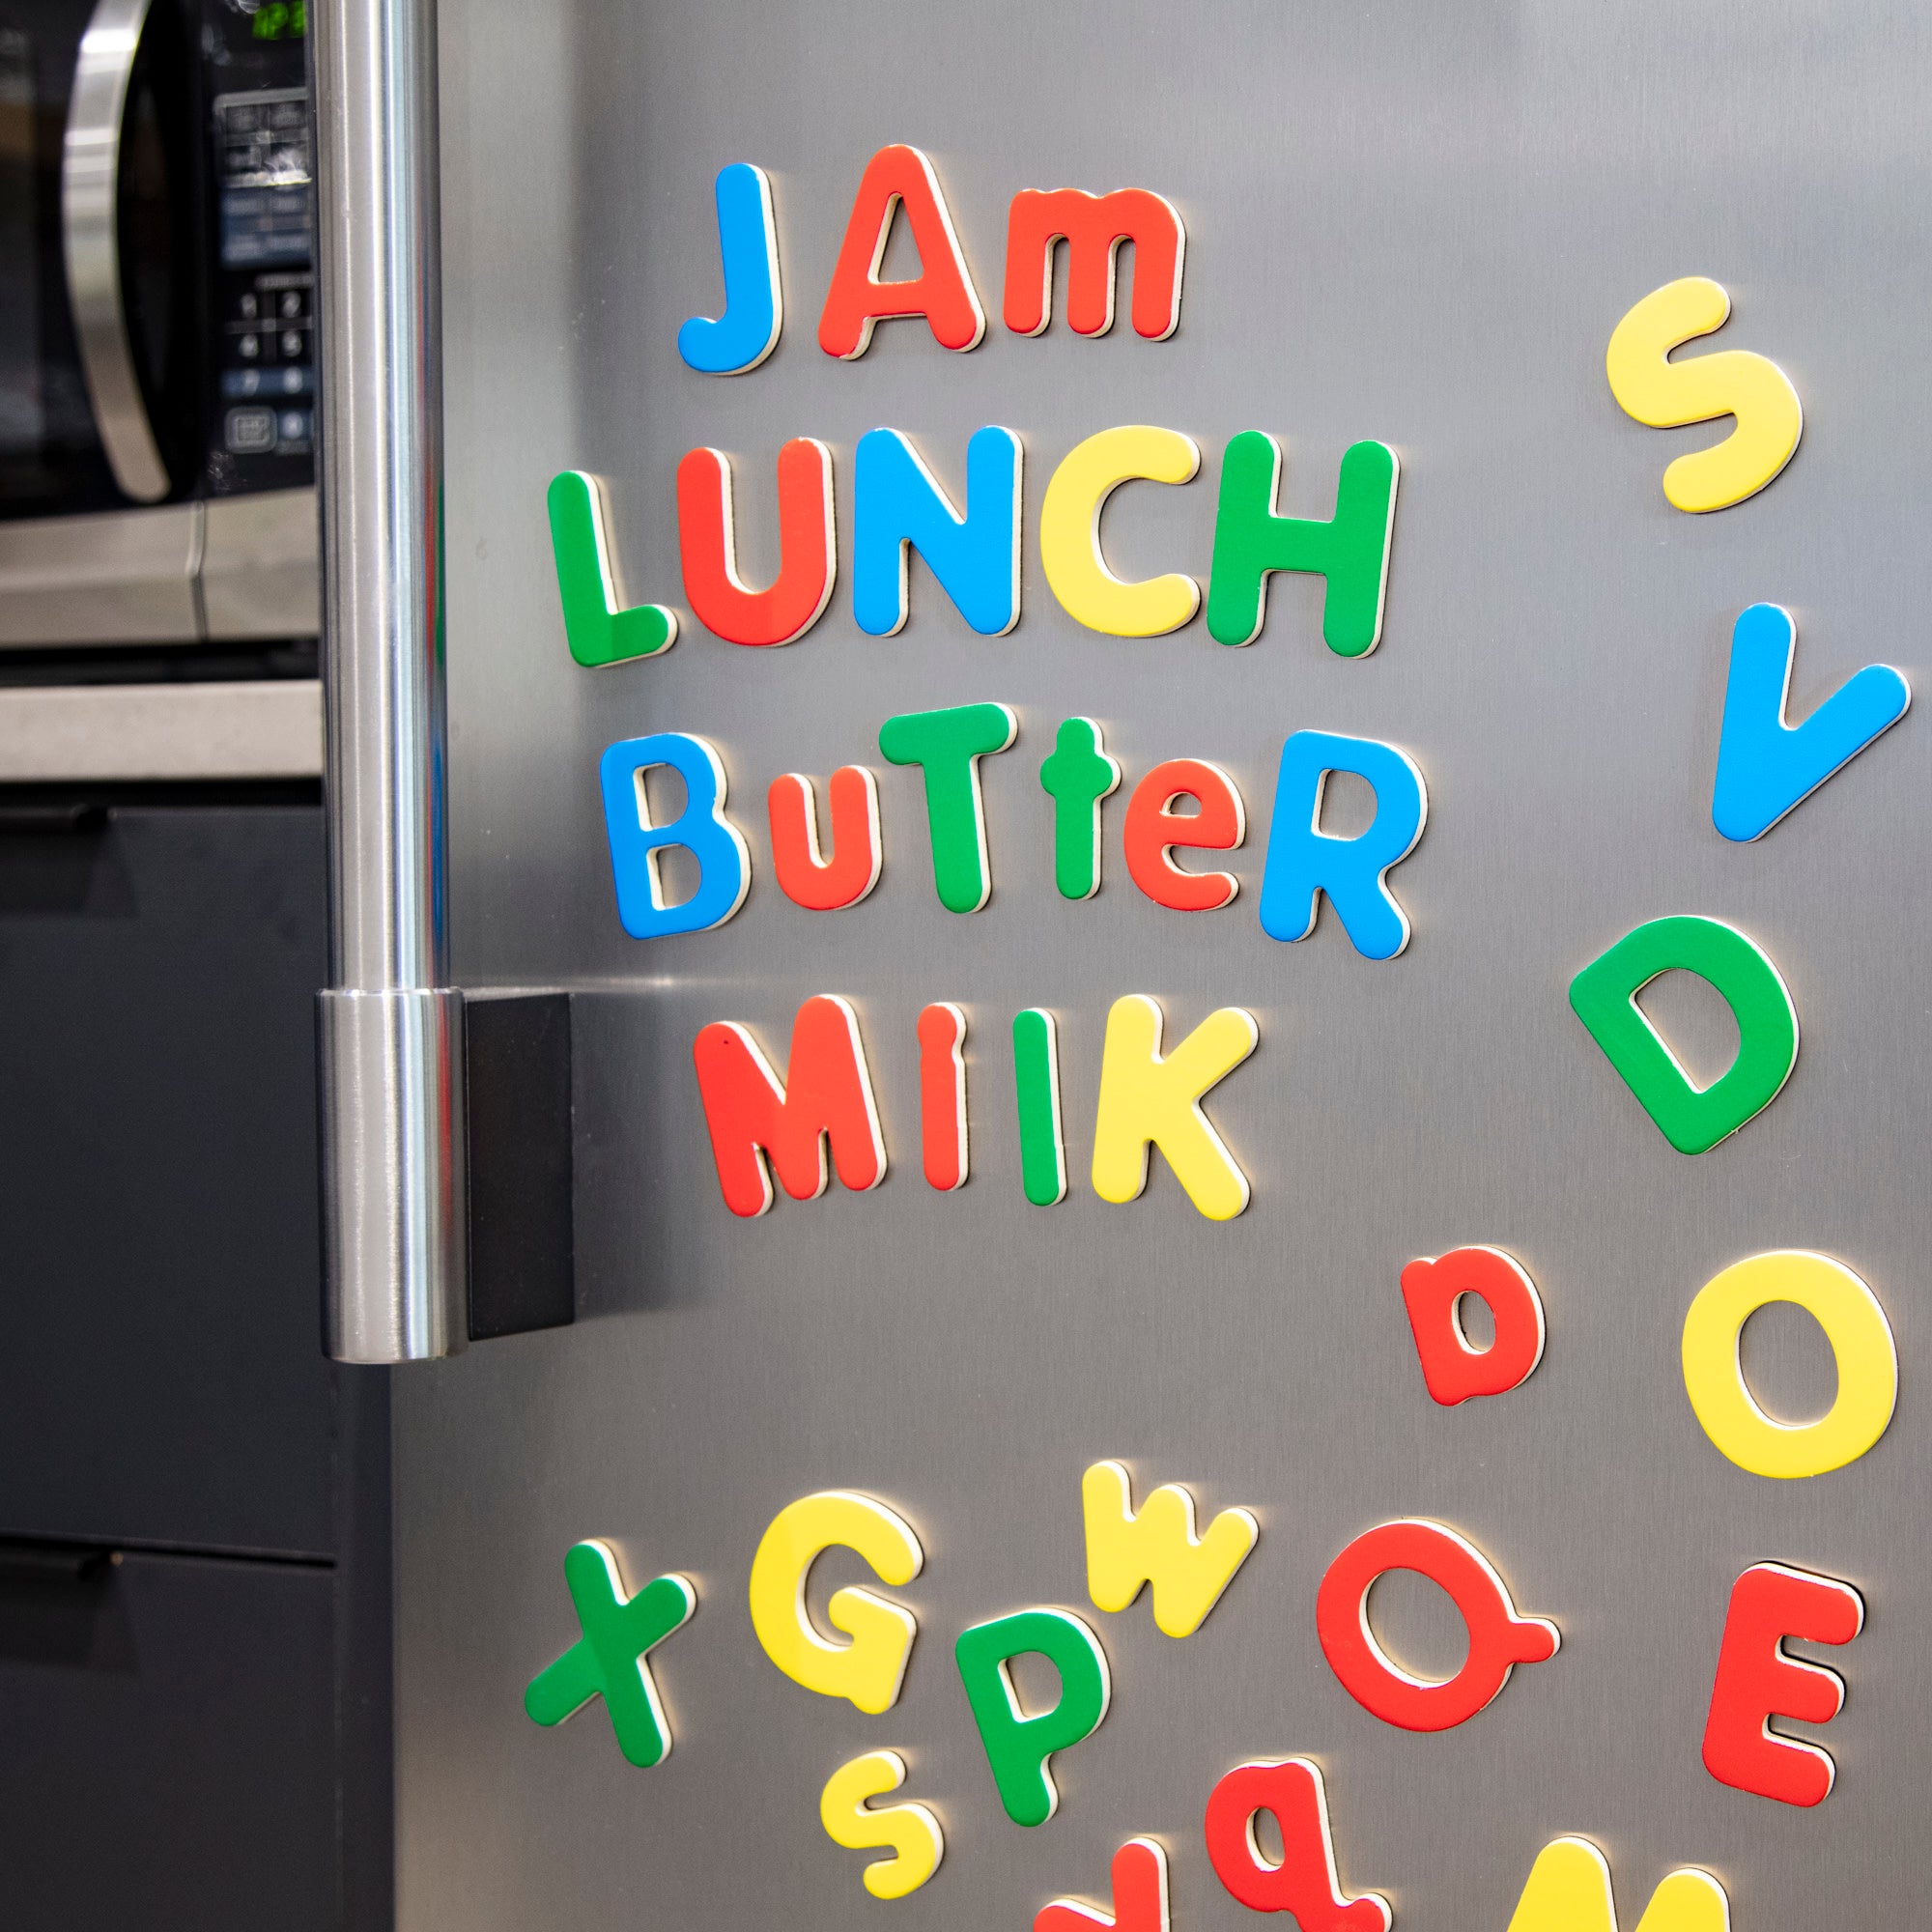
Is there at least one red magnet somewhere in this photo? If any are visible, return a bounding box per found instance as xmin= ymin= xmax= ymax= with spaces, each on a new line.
xmin=1203 ymin=1758 xmax=1389 ymax=1932
xmin=676 ymin=440 xmax=836 ymax=647
xmin=768 ymin=768 xmax=881 ymax=912
xmin=1035 ymin=1836 xmax=1170 ymax=1932
xmin=1317 ymin=1519 xmax=1559 ymax=1731
xmin=1122 ymin=758 xmax=1244 ymax=911
xmin=1400 ymin=1246 xmax=1546 ymax=1405
xmin=1702 ymin=1561 xmax=1863 ymax=1806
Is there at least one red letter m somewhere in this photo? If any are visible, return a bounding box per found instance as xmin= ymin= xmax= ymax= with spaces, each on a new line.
xmin=1003 ymin=187 xmax=1184 ymax=340
xmin=693 ymin=995 xmax=887 ymax=1216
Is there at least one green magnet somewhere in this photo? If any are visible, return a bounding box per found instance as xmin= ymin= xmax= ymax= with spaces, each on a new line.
xmin=1038 ymin=717 xmax=1122 ymax=900
xmin=1206 ymin=433 xmax=1398 ymax=656
xmin=955 ymin=1606 xmax=1111 ymax=1826
xmin=525 ymin=1540 xmax=696 ymax=1767
xmin=1012 ymin=1009 xmax=1067 ymax=1206
xmin=1569 ymin=914 xmax=1798 ymax=1155
xmin=879 ymin=702 xmax=1019 ymax=913
xmin=548 ymin=470 xmax=678 ymax=668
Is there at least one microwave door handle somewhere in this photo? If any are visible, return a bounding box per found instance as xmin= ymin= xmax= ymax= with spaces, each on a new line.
xmin=61 ymin=0 xmax=170 ymax=503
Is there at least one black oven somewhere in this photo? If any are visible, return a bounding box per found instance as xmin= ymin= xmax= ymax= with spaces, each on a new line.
xmin=0 ymin=0 xmax=317 ymax=647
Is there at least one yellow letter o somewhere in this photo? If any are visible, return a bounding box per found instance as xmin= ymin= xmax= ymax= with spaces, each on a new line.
xmin=1681 ymin=1250 xmax=1895 ymax=1478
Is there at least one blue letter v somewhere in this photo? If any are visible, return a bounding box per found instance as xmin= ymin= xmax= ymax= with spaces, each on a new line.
xmin=1712 ymin=603 xmax=1909 ymax=842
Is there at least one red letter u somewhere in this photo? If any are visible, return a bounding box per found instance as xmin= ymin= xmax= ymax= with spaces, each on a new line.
xmin=676 ymin=438 xmax=836 ymax=647
xmin=768 ymin=768 xmax=882 ymax=911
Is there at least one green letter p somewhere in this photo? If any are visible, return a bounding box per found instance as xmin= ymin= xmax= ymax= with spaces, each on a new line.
xmin=954 ymin=1607 xmax=1110 ymax=1826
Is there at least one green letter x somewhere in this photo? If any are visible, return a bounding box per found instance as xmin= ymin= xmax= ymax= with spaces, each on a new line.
xmin=525 ymin=1540 xmax=696 ymax=1767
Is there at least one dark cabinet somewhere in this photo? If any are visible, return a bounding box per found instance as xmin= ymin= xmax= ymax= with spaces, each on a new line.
xmin=0 ymin=793 xmax=389 ymax=1928
xmin=0 ymin=803 xmax=334 ymax=1555
xmin=0 ymin=1549 xmax=340 ymax=1926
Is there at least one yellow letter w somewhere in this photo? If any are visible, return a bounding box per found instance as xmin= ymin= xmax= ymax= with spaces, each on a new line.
xmin=1083 ymin=1460 xmax=1258 ymax=1639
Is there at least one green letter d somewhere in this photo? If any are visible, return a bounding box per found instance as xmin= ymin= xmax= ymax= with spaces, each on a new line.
xmin=1570 ymin=915 xmax=1798 ymax=1154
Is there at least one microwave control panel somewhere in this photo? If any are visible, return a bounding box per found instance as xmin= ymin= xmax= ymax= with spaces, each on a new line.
xmin=200 ymin=2 xmax=314 ymax=496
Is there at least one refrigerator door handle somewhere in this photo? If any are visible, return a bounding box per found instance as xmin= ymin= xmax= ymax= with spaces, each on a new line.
xmin=61 ymin=0 xmax=172 ymax=505
xmin=314 ymin=0 xmax=466 ymax=1363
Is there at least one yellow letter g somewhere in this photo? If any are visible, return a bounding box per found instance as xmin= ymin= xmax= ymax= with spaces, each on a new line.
xmin=749 ymin=1490 xmax=924 ymax=1712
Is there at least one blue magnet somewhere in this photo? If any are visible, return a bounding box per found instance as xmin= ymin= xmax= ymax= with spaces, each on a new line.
xmin=677 ymin=163 xmax=781 ymax=375
xmin=1713 ymin=602 xmax=1909 ymax=841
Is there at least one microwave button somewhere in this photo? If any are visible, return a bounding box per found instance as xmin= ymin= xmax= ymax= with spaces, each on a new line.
xmin=276 ymin=410 xmax=311 ymax=447
xmin=225 ymin=407 xmax=277 ymax=453
xmin=239 ymin=333 xmax=260 ymax=359
xmin=280 ymin=329 xmax=302 ymax=358
xmin=280 ymin=291 xmax=302 ymax=318
xmin=221 ymin=369 xmax=264 ymax=398
xmin=240 ymin=293 xmax=259 ymax=320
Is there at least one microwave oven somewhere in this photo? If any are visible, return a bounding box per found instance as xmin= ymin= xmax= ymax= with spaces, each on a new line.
xmin=0 ymin=0 xmax=319 ymax=648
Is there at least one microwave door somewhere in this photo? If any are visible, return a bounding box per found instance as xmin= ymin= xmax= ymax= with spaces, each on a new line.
xmin=61 ymin=0 xmax=171 ymax=501
xmin=0 ymin=0 xmax=114 ymax=517
xmin=0 ymin=0 xmax=203 ymax=645
xmin=0 ymin=0 xmax=195 ymax=518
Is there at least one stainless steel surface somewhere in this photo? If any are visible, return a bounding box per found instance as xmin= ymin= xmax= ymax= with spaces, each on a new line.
xmin=315 ymin=0 xmax=462 ymax=1360
xmin=61 ymin=0 xmax=170 ymax=505
xmin=201 ymin=488 xmax=321 ymax=639
xmin=405 ymin=2 xmax=1932 ymax=1927
xmin=0 ymin=500 xmax=198 ymax=644
xmin=0 ymin=679 xmax=322 ymax=780
xmin=320 ymin=988 xmax=466 ymax=1364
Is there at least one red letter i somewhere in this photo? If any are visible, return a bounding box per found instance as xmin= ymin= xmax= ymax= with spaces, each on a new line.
xmin=918 ymin=1003 xmax=968 ymax=1190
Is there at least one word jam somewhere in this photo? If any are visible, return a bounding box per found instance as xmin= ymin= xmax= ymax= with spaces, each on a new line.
xmin=530 ymin=142 xmax=1909 ymax=1926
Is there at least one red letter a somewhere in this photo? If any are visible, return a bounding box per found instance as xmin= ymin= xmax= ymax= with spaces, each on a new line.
xmin=818 ymin=145 xmax=984 ymax=358
xmin=693 ymin=996 xmax=887 ymax=1216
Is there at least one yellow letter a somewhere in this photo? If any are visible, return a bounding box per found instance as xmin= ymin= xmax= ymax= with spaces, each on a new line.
xmin=1507 ymin=1838 xmax=1730 ymax=1932
xmin=1083 ymin=1460 xmax=1258 ymax=1638
xmin=1091 ymin=994 xmax=1257 ymax=1219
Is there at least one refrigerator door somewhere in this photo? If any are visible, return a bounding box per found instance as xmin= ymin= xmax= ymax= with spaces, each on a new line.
xmin=406 ymin=4 xmax=1932 ymax=1930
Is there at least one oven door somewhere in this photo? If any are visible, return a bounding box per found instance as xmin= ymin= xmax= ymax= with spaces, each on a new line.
xmin=0 ymin=0 xmax=204 ymax=533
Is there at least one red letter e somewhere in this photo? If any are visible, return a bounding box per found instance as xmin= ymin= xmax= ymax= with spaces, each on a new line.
xmin=1702 ymin=1561 xmax=1863 ymax=1806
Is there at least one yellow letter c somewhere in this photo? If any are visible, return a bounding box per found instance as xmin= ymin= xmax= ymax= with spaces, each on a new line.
xmin=748 ymin=1490 xmax=924 ymax=1712
xmin=1040 ymin=426 xmax=1201 ymax=637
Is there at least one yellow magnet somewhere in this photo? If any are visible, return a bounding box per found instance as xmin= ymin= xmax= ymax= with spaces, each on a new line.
xmin=1605 ymin=276 xmax=1802 ymax=513
xmin=1681 ymin=1250 xmax=1895 ymax=1478
xmin=1090 ymin=994 xmax=1257 ymax=1220
xmin=1039 ymin=427 xmax=1201 ymax=636
xmin=1083 ymin=1460 xmax=1258 ymax=1638
xmin=819 ymin=1749 xmax=944 ymax=1899
xmin=748 ymin=1491 xmax=924 ymax=1711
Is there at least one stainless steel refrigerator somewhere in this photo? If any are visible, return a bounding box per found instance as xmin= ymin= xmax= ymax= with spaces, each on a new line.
xmin=385 ymin=3 xmax=1932 ymax=1927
